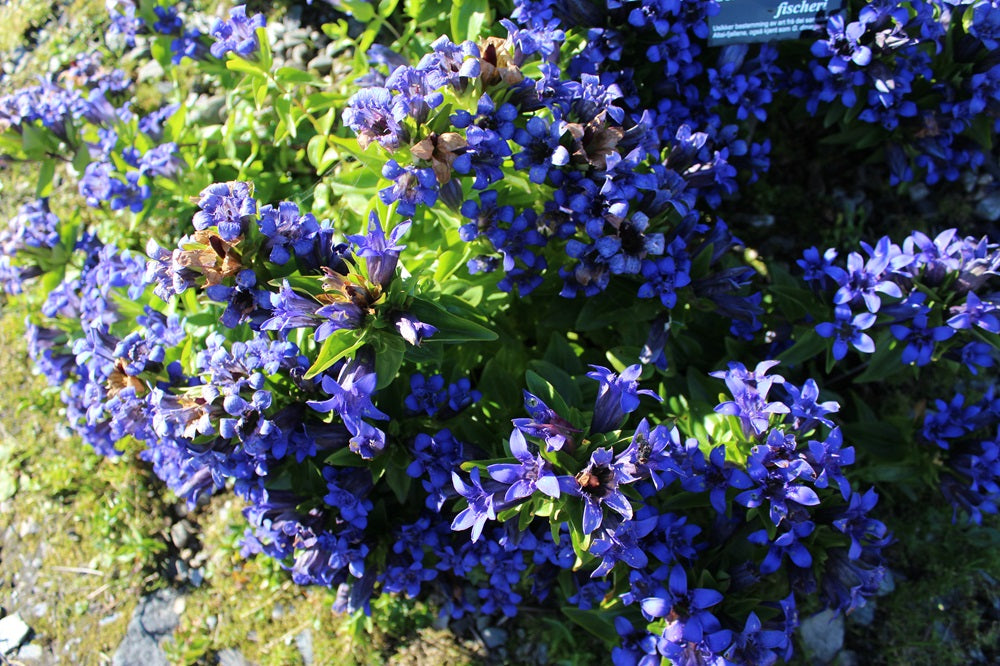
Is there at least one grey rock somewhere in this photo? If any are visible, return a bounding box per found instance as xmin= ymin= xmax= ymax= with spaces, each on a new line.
xmin=170 ymin=520 xmax=193 ymax=549
xmin=217 ymin=648 xmax=249 ymax=666
xmin=877 ymin=569 xmax=895 ymax=596
xmin=137 ymin=59 xmax=165 ymax=83
xmin=296 ymin=629 xmax=313 ymax=666
xmin=111 ymin=588 xmax=181 ymax=666
xmin=284 ymin=28 xmax=310 ymax=47
xmin=189 ymin=568 xmax=204 ymax=587
xmin=799 ymin=609 xmax=844 ymax=664
xmin=307 ymin=55 xmax=333 ymax=75
xmin=834 ymin=650 xmax=859 ymax=666
xmin=480 ymin=627 xmax=508 ymax=649
xmin=0 ymin=613 xmax=31 ymax=654
xmin=16 ymin=643 xmax=43 ymax=660
xmin=290 ymin=44 xmax=310 ymax=65
xmin=849 ymin=600 xmax=875 ymax=627
xmin=99 ymin=612 xmax=121 ymax=627
xmin=31 ymin=602 xmax=47 ymax=619
xmin=908 ymin=182 xmax=929 ymax=203
xmin=975 ymin=190 xmax=1000 ymax=223
xmin=748 ymin=214 xmax=775 ymax=229
xmin=962 ymin=171 xmax=978 ymax=193
xmin=189 ymin=95 xmax=227 ymax=125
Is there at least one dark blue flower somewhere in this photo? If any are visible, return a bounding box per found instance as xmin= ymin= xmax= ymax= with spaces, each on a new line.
xmin=587 ymin=364 xmax=661 ymax=434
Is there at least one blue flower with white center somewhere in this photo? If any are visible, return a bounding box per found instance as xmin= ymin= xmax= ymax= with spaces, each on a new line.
xmin=488 ymin=428 xmax=568 ymax=503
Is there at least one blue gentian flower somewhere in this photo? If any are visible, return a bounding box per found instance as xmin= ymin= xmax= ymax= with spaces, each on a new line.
xmin=192 ymin=181 xmax=257 ymax=242
xmin=487 ymin=428 xmax=566 ymax=502
xmin=451 ymin=467 xmax=497 ymax=542
xmin=343 ymin=87 xmax=408 ymax=151
xmin=815 ymin=305 xmax=877 ymax=360
xmin=346 ymin=211 xmax=410 ymax=289
xmin=209 ymin=5 xmax=266 ymax=59
xmin=587 ymin=363 xmax=661 ymax=434
xmin=569 ymin=446 xmax=633 ymax=534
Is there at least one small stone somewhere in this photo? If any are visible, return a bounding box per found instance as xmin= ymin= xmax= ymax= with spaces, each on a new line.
xmin=290 ymin=44 xmax=310 ymax=65
xmin=296 ymin=629 xmax=313 ymax=666
xmin=137 ymin=59 xmax=165 ymax=83
xmin=284 ymin=28 xmax=309 ymax=47
xmin=217 ymin=648 xmax=249 ymax=666
xmin=848 ymin=600 xmax=875 ymax=627
xmin=748 ymin=214 xmax=775 ymax=229
xmin=908 ymin=182 xmax=929 ymax=203
xmin=99 ymin=613 xmax=121 ymax=627
xmin=189 ymin=568 xmax=204 ymax=587
xmin=877 ymin=569 xmax=895 ymax=596
xmin=0 ymin=614 xmax=31 ymax=654
xmin=16 ymin=643 xmax=43 ymax=660
xmin=307 ymin=55 xmax=333 ymax=75
xmin=834 ymin=650 xmax=859 ymax=666
xmin=170 ymin=520 xmax=192 ymax=549
xmin=111 ymin=588 xmax=180 ymax=666
xmin=799 ymin=609 xmax=844 ymax=664
xmin=480 ymin=627 xmax=507 ymax=649
xmin=975 ymin=190 xmax=1000 ymax=223
xmin=206 ymin=615 xmax=218 ymax=630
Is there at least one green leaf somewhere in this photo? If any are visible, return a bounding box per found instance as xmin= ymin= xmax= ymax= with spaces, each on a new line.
xmin=406 ymin=296 xmax=497 ymax=343
xmin=777 ymin=328 xmax=827 ymax=367
xmin=305 ymin=332 xmax=364 ymax=380
xmin=373 ymin=334 xmax=406 ymax=389
xmin=560 ymin=607 xmax=619 ymax=645
xmin=275 ymin=66 xmax=321 ymax=86
xmin=854 ymin=338 xmax=904 ymax=383
xmin=342 ymin=0 xmax=375 ymax=21
xmin=225 ymin=56 xmax=267 ymax=78
xmin=450 ymin=0 xmax=489 ymax=41
xmin=21 ymin=123 xmax=51 ymax=160
xmin=35 ymin=159 xmax=56 ymax=198
xmin=307 ymin=134 xmax=327 ymax=169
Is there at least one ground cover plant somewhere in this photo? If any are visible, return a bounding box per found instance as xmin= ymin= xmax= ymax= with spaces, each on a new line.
xmin=1 ymin=0 xmax=999 ymax=663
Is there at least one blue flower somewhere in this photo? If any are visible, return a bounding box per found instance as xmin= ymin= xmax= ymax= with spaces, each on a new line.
xmin=569 ymin=446 xmax=633 ymax=534
xmin=587 ymin=363 xmax=661 ymax=434
xmin=450 ymin=467 xmax=497 ymax=542
xmin=192 ymin=181 xmax=257 ymax=242
xmin=343 ymin=87 xmax=408 ymax=151
xmin=816 ymin=305 xmax=877 ymax=361
xmin=488 ymin=428 xmax=569 ymax=503
xmin=346 ymin=211 xmax=410 ymax=288
xmin=209 ymin=5 xmax=266 ymax=59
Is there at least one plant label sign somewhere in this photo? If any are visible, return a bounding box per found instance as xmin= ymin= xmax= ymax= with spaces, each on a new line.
xmin=708 ymin=0 xmax=846 ymax=45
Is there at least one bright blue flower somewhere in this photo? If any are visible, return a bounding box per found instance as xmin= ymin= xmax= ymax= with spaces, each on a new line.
xmin=451 ymin=467 xmax=496 ymax=542
xmin=816 ymin=305 xmax=877 ymax=360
